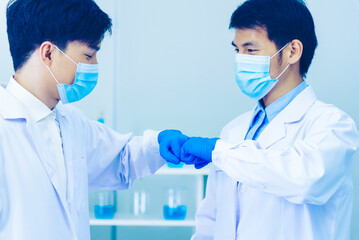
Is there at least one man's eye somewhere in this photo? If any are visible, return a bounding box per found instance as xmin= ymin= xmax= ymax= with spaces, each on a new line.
xmin=248 ymin=49 xmax=257 ymax=53
xmin=85 ymin=54 xmax=92 ymax=59
xmin=235 ymin=49 xmax=239 ymax=53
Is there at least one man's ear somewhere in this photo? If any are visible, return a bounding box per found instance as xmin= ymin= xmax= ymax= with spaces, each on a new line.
xmin=286 ymin=39 xmax=303 ymax=65
xmin=39 ymin=41 xmax=56 ymax=67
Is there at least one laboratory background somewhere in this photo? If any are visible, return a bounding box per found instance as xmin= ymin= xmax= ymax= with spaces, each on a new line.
xmin=1 ymin=0 xmax=359 ymax=239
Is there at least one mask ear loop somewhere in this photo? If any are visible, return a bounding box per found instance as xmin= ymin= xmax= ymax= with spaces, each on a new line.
xmin=46 ymin=65 xmax=60 ymax=84
xmin=270 ymin=42 xmax=290 ymax=59
xmin=269 ymin=42 xmax=291 ymax=79
xmin=53 ymin=45 xmax=78 ymax=66
xmin=276 ymin=64 xmax=290 ymax=80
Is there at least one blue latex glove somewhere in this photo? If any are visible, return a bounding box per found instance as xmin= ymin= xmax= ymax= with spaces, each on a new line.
xmin=158 ymin=130 xmax=189 ymax=164
xmin=180 ymin=137 xmax=219 ymax=168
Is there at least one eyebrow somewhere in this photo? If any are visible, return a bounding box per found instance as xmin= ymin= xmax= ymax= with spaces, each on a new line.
xmin=231 ymin=41 xmax=257 ymax=48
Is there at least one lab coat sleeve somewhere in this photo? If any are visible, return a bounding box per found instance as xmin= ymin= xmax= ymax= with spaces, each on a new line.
xmin=82 ymin=119 xmax=166 ymax=190
xmin=212 ymin=112 xmax=359 ymax=205
xmin=191 ymin=166 xmax=218 ymax=240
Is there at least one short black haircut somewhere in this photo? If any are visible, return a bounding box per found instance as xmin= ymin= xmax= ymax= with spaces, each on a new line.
xmin=230 ymin=0 xmax=317 ymax=77
xmin=7 ymin=0 xmax=112 ymax=71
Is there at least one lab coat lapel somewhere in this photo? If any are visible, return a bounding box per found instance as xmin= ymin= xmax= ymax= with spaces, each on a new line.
xmin=256 ymin=113 xmax=286 ymax=148
xmin=25 ymin=116 xmax=71 ymax=212
xmin=256 ymin=86 xmax=317 ymax=148
xmin=26 ymin=107 xmax=77 ymax=235
xmin=1 ymin=85 xmax=78 ymax=238
xmin=1 ymin=88 xmax=71 ymax=215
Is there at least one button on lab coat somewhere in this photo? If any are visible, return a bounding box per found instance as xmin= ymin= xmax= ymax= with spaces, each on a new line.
xmin=0 ymin=85 xmax=166 ymax=240
xmin=192 ymin=86 xmax=359 ymax=240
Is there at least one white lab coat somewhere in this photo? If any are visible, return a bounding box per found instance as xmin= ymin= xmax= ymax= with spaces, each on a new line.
xmin=192 ymin=86 xmax=359 ymax=240
xmin=0 ymin=85 xmax=166 ymax=240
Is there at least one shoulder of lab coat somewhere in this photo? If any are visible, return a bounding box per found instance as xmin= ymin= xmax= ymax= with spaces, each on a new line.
xmin=55 ymin=103 xmax=166 ymax=190
xmin=212 ymin=86 xmax=359 ymax=205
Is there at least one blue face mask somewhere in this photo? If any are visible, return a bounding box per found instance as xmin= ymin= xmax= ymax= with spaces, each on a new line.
xmin=235 ymin=43 xmax=290 ymax=100
xmin=47 ymin=45 xmax=99 ymax=104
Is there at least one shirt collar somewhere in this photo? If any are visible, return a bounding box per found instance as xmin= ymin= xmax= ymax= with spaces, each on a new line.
xmin=253 ymin=81 xmax=308 ymax=123
xmin=6 ymin=77 xmax=53 ymax=122
xmin=265 ymin=81 xmax=307 ymax=122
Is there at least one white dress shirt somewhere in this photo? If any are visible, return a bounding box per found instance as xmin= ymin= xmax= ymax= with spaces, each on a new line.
xmin=6 ymin=77 xmax=67 ymax=197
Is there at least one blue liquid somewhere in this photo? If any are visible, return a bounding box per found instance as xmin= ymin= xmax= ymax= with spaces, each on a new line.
xmin=163 ymin=205 xmax=187 ymax=220
xmin=167 ymin=162 xmax=184 ymax=168
xmin=94 ymin=205 xmax=115 ymax=219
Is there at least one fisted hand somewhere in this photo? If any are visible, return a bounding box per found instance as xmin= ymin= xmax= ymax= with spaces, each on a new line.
xmin=158 ymin=130 xmax=219 ymax=169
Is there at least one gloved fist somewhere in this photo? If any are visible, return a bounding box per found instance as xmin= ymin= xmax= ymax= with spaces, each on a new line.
xmin=180 ymin=137 xmax=219 ymax=168
xmin=158 ymin=130 xmax=189 ymax=164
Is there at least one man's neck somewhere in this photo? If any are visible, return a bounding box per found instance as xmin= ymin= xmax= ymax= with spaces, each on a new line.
xmin=13 ymin=70 xmax=58 ymax=110
xmin=262 ymin=74 xmax=303 ymax=108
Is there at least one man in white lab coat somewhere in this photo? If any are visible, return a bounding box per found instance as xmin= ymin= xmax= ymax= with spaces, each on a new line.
xmin=0 ymin=0 xmax=175 ymax=239
xmin=158 ymin=0 xmax=359 ymax=239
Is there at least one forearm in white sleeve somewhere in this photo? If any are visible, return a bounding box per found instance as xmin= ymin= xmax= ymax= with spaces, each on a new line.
xmin=119 ymin=130 xmax=166 ymax=186
xmin=86 ymin=125 xmax=166 ymax=190
xmin=212 ymin=113 xmax=359 ymax=205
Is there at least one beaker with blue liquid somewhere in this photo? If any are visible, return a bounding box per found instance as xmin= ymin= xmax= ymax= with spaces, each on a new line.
xmin=167 ymin=162 xmax=184 ymax=168
xmin=94 ymin=190 xmax=116 ymax=219
xmin=163 ymin=188 xmax=187 ymax=220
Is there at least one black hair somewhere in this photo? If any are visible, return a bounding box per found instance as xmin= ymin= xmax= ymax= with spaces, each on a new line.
xmin=7 ymin=0 xmax=112 ymax=71
xmin=230 ymin=0 xmax=317 ymax=77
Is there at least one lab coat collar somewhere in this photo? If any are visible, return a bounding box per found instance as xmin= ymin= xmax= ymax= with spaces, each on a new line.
xmin=282 ymin=85 xmax=317 ymax=123
xmin=256 ymin=85 xmax=317 ymax=148
xmin=0 ymin=83 xmax=28 ymax=120
xmin=264 ymin=81 xmax=308 ymax=123
xmin=24 ymin=111 xmax=76 ymax=233
xmin=6 ymin=77 xmax=52 ymax=122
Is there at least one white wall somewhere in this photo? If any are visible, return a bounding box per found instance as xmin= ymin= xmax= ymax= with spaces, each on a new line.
xmin=114 ymin=0 xmax=245 ymax=137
